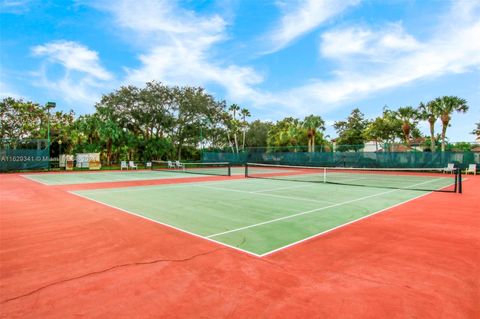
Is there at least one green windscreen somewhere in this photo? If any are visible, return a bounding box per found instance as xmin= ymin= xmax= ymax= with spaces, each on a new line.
xmin=203 ymin=150 xmax=479 ymax=169
xmin=0 ymin=139 xmax=50 ymax=172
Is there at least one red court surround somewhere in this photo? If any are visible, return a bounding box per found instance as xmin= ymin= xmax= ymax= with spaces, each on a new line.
xmin=1 ymin=173 xmax=479 ymax=318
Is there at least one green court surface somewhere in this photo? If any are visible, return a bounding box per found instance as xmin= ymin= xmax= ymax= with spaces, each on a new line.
xmin=21 ymin=168 xmax=234 ymax=185
xmin=72 ymin=174 xmax=455 ymax=256
xmin=21 ymin=167 xmax=289 ymax=185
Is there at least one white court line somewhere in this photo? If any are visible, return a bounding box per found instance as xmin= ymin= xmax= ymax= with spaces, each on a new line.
xmin=70 ymin=176 xmax=456 ymax=257
xmin=206 ymin=178 xmax=443 ymax=239
xmin=21 ymin=174 xmax=51 ymax=185
xmin=22 ymin=170 xmax=211 ymax=186
xmin=195 ymin=184 xmax=337 ymax=205
xmin=68 ymin=190 xmax=262 ymax=258
xmin=21 ymin=172 xmax=140 ymax=185
xmin=248 ymin=175 xmax=372 ymax=192
xmin=252 ymin=183 xmax=312 ymax=193
xmin=75 ymin=178 xmax=252 ymax=194
xmin=259 ymin=186 xmax=449 ymax=257
xmin=76 ymin=176 xmax=310 ymax=195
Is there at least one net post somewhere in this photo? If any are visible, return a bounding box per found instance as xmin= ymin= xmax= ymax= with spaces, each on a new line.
xmin=228 ymin=163 xmax=231 ymax=176
xmin=454 ymin=169 xmax=458 ymax=193
xmin=458 ymin=168 xmax=462 ymax=194
xmin=245 ymin=163 xmax=248 ymax=178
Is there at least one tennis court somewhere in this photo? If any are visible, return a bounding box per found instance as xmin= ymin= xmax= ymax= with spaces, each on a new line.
xmin=21 ymin=163 xmax=305 ymax=186
xmin=21 ymin=162 xmax=238 ymax=185
xmin=2 ymin=164 xmax=478 ymax=319
xmin=71 ymin=164 xmax=458 ymax=256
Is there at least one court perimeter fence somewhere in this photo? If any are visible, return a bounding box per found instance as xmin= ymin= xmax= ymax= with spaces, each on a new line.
xmin=202 ymin=151 xmax=480 ymax=169
xmin=1 ymin=139 xmax=50 ymax=172
xmin=2 ymin=138 xmax=479 ymax=172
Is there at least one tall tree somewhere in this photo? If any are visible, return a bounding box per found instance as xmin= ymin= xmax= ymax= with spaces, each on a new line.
xmin=245 ymin=120 xmax=272 ymax=148
xmin=267 ymin=117 xmax=306 ymax=149
xmin=94 ymin=106 xmax=124 ymax=165
xmin=172 ymin=86 xmax=221 ymax=159
xmin=1 ymin=97 xmax=48 ymax=139
xmin=302 ymin=115 xmax=325 ymax=152
xmin=418 ymin=101 xmax=439 ymax=151
xmin=395 ymin=106 xmax=419 ymax=146
xmin=0 ymin=97 xmax=75 ymax=155
xmin=228 ymin=104 xmax=241 ymax=153
xmin=363 ymin=108 xmax=402 ymax=150
xmin=240 ymin=108 xmax=251 ymax=150
xmin=333 ymin=108 xmax=368 ymax=151
xmin=220 ymin=111 xmax=235 ymax=153
xmin=434 ymin=96 xmax=469 ymax=151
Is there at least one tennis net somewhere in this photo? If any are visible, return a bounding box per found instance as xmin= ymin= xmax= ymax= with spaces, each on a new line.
xmin=245 ymin=163 xmax=460 ymax=193
xmin=152 ymin=161 xmax=231 ymax=176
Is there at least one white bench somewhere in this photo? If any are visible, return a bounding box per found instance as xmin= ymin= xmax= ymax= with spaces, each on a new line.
xmin=465 ymin=164 xmax=477 ymax=175
xmin=443 ymin=163 xmax=455 ymax=174
xmin=129 ymin=161 xmax=138 ymax=170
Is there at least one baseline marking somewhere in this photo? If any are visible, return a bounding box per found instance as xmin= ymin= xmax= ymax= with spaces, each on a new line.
xmin=207 ymin=178 xmax=443 ymax=238
xmin=69 ymin=176 xmax=455 ymax=257
xmin=68 ymin=190 xmax=262 ymax=257
xmin=259 ymin=187 xmax=446 ymax=256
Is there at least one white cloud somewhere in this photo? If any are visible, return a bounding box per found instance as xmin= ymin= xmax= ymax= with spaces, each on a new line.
xmin=109 ymin=0 xmax=225 ymax=36
xmin=320 ymin=23 xmax=420 ymax=60
xmin=83 ymin=0 xmax=479 ymax=120
xmin=0 ymin=0 xmax=31 ymax=14
xmin=262 ymin=0 xmax=360 ymax=54
xmin=32 ymin=41 xmax=112 ymax=81
xmin=94 ymin=0 xmax=265 ymax=104
xmin=31 ymin=40 xmax=114 ymax=108
xmin=268 ymin=1 xmax=480 ymax=116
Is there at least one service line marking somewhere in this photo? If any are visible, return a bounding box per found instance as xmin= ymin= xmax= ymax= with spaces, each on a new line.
xmin=206 ymin=178 xmax=443 ymax=239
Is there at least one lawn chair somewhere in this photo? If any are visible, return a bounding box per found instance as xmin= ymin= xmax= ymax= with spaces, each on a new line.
xmin=465 ymin=164 xmax=477 ymax=175
xmin=443 ymin=163 xmax=455 ymax=174
xmin=129 ymin=161 xmax=138 ymax=170
xmin=175 ymin=161 xmax=183 ymax=169
xmin=167 ymin=161 xmax=175 ymax=168
xmin=120 ymin=161 xmax=128 ymax=170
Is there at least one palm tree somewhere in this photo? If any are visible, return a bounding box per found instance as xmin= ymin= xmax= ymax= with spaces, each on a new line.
xmin=228 ymin=104 xmax=240 ymax=153
xmin=302 ymin=115 xmax=325 ymax=152
xmin=418 ymin=101 xmax=439 ymax=151
xmin=434 ymin=96 xmax=469 ymax=151
xmin=221 ymin=112 xmax=234 ymax=153
xmin=395 ymin=106 xmax=418 ymax=146
xmin=472 ymin=122 xmax=480 ymax=137
xmin=240 ymin=108 xmax=251 ymax=150
xmin=280 ymin=124 xmax=301 ymax=150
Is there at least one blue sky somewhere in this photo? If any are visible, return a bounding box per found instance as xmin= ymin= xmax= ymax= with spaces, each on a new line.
xmin=1 ymin=0 xmax=479 ymax=141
